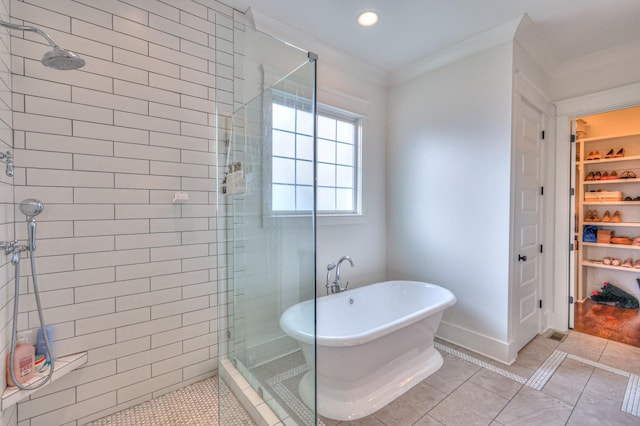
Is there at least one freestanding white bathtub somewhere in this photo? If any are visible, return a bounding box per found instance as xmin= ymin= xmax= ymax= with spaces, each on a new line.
xmin=279 ymin=280 xmax=456 ymax=421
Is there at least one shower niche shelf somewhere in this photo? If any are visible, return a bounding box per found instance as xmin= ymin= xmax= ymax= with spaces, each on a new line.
xmin=1 ymin=351 xmax=87 ymax=411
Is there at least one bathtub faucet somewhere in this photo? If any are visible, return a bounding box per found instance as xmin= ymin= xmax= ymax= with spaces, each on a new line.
xmin=327 ymin=256 xmax=354 ymax=294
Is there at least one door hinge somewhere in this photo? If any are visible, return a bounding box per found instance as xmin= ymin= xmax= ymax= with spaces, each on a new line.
xmin=540 ymin=244 xmax=543 ymax=253
xmin=570 ymin=134 xmax=576 ymax=143
xmin=540 ymin=186 xmax=544 ymax=195
xmin=539 ymin=299 xmax=543 ymax=309
xmin=569 ymin=296 xmax=574 ymax=304
xmin=569 ymin=243 xmax=575 ymax=251
xmin=541 ymin=130 xmax=545 ymax=140
xmin=570 ymin=188 xmax=575 ymax=196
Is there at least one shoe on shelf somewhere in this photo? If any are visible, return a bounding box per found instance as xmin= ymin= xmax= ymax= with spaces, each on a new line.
xmin=603 ymin=257 xmax=612 ymax=265
xmin=635 ymin=259 xmax=640 ymax=269
xmin=585 ymin=171 xmax=595 ymax=181
xmin=586 ymin=151 xmax=595 ymax=160
xmin=592 ymin=210 xmax=600 ymax=222
xmin=625 ymin=196 xmax=633 ymax=201
xmin=605 ymin=149 xmax=615 ymax=158
xmin=611 ymin=258 xmax=622 ymax=266
xmin=612 ymin=210 xmax=621 ymax=223
xmin=615 ymin=148 xmax=625 ymax=158
xmin=602 ymin=210 xmax=611 ymax=222
xmin=608 ymin=171 xmax=618 ymax=180
xmin=593 ymin=151 xmax=602 ymax=160
xmin=623 ymin=258 xmax=633 ymax=268
xmin=602 ymin=171 xmax=609 ymax=180
xmin=594 ymin=171 xmax=602 ymax=180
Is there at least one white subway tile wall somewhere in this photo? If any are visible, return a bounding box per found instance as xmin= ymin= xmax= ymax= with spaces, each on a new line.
xmin=8 ymin=0 xmax=234 ymax=424
xmin=0 ymin=0 xmax=16 ymax=423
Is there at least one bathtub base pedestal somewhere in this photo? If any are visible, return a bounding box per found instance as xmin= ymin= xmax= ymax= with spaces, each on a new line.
xmin=298 ymin=346 xmax=444 ymax=421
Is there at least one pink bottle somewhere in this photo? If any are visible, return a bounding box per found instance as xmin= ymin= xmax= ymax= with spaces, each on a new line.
xmin=6 ymin=342 xmax=35 ymax=387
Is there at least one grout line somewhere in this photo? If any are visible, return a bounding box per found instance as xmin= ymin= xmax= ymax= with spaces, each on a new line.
xmin=526 ymin=350 xmax=567 ymax=390
xmin=566 ymin=353 xmax=630 ymax=378
xmin=434 ymin=342 xmax=528 ymax=384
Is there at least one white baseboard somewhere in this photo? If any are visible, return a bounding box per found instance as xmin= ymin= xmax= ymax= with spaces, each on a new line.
xmin=437 ymin=320 xmax=517 ymax=365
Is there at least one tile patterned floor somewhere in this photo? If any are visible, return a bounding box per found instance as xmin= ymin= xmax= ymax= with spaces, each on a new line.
xmin=88 ymin=377 xmax=255 ymax=426
xmin=90 ymin=331 xmax=640 ymax=425
xmin=315 ymin=331 xmax=640 ymax=426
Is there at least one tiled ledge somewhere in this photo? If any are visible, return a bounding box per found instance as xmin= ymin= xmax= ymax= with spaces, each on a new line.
xmin=220 ymin=358 xmax=283 ymax=426
xmin=1 ymin=352 xmax=88 ymax=411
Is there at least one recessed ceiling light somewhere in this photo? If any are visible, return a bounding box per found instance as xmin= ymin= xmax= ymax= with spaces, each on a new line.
xmin=358 ymin=11 xmax=379 ymax=27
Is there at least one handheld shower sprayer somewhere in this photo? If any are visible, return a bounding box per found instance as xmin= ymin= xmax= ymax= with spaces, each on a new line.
xmin=19 ymin=198 xmax=44 ymax=251
xmin=5 ymin=199 xmax=55 ymax=390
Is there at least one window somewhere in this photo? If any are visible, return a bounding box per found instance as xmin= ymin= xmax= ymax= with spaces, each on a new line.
xmin=271 ymin=99 xmax=360 ymax=215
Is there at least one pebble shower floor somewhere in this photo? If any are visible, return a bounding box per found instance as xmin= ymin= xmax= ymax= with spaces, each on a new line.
xmin=88 ymin=377 xmax=254 ymax=426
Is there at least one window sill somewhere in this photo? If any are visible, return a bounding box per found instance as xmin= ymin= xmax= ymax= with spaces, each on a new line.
xmin=317 ymin=214 xmax=367 ymax=226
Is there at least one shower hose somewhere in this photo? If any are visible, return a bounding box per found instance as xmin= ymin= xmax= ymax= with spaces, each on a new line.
xmin=8 ymin=246 xmax=55 ymax=390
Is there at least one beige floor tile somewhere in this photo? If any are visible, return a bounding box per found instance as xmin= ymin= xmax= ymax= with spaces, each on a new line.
xmin=514 ymin=337 xmax=559 ymax=370
xmin=599 ymin=340 xmax=640 ymax=375
xmin=580 ymin=368 xmax=628 ymax=403
xmin=568 ymin=386 xmax=639 ymax=425
xmin=429 ymin=381 xmax=508 ymax=426
xmin=424 ymin=354 xmax=482 ymax=394
xmin=557 ymin=332 xmax=607 ymax=361
xmin=337 ymin=415 xmax=385 ymax=426
xmin=494 ymin=387 xmax=573 ymax=425
xmin=541 ymin=357 xmax=594 ymax=405
xmin=319 ymin=414 xmax=341 ymax=426
xmin=468 ymin=368 xmax=523 ymax=400
xmin=413 ymin=414 xmax=444 ymax=425
xmin=372 ymin=381 xmax=447 ymax=426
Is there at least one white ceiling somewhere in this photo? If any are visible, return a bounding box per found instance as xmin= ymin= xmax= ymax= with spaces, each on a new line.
xmin=223 ymin=0 xmax=640 ymax=72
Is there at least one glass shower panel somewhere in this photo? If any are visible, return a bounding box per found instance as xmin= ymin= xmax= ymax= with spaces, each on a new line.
xmin=216 ymin=13 xmax=317 ymax=424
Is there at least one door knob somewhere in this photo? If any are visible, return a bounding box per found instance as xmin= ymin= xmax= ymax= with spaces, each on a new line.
xmin=518 ymin=254 xmax=527 ymax=262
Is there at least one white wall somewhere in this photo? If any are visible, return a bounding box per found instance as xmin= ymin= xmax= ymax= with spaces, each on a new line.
xmin=6 ymin=0 xmax=233 ymax=424
xmin=248 ymin=10 xmax=388 ymax=296
xmin=387 ymin=42 xmax=514 ymax=360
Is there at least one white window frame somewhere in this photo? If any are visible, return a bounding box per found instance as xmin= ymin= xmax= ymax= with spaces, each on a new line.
xmin=270 ymin=94 xmax=362 ymax=216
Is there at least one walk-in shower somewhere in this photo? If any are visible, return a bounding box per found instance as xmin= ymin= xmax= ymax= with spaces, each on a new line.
xmin=0 ymin=20 xmax=85 ymax=70
xmin=216 ymin=17 xmax=318 ymax=425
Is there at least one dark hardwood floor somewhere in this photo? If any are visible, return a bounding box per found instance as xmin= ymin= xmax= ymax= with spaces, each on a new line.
xmin=574 ymin=299 xmax=640 ymax=347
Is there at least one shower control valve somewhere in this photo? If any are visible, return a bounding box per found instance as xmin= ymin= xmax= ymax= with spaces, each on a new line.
xmin=0 ymin=240 xmax=18 ymax=255
xmin=0 ymin=240 xmax=28 ymax=255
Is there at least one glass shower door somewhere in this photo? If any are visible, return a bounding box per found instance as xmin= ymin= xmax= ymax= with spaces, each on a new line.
xmin=218 ymin=55 xmax=317 ymax=425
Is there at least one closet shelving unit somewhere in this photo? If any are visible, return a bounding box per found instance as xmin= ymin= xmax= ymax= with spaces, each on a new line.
xmin=577 ymin=131 xmax=640 ymax=300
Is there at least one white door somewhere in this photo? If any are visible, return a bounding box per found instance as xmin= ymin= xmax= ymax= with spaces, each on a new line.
xmin=513 ymin=98 xmax=544 ymax=352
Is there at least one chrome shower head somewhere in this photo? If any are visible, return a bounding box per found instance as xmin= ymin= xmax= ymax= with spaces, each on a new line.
xmin=19 ymin=198 xmax=44 ymax=222
xmin=0 ymin=20 xmax=85 ymax=70
xmin=42 ymin=47 xmax=85 ymax=70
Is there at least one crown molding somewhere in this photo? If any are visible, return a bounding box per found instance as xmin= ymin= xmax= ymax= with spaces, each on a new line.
xmin=389 ymin=16 xmax=521 ymax=86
